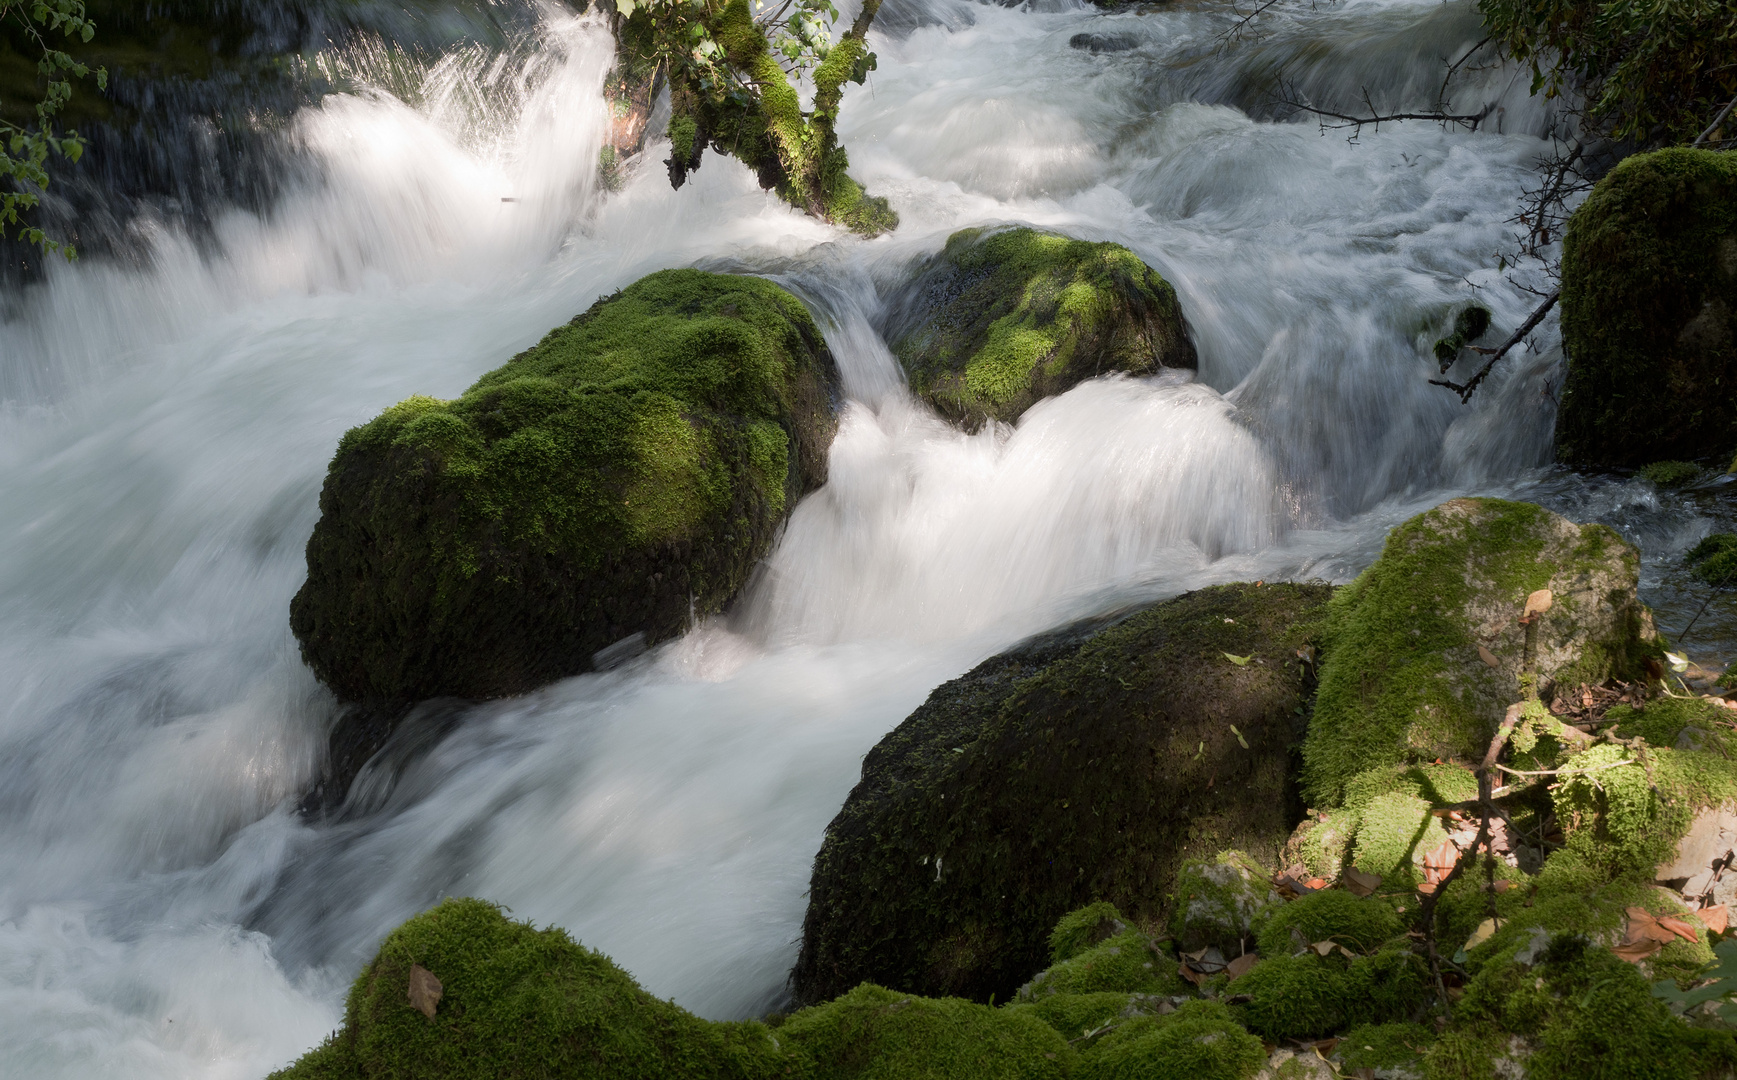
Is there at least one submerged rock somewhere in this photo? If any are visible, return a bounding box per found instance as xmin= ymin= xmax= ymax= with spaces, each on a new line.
xmin=1300 ymin=498 xmax=1661 ymax=806
xmin=791 ymin=582 xmax=1329 ymax=1005
xmin=291 ymin=269 xmax=837 ymax=704
xmin=1557 ymin=147 xmax=1737 ymax=467
xmin=880 ymin=227 xmax=1196 ymax=430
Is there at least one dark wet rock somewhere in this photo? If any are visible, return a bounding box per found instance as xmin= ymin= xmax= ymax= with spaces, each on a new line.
xmin=1069 ymin=32 xmax=1138 ymax=53
xmin=791 ymin=582 xmax=1329 ymax=1005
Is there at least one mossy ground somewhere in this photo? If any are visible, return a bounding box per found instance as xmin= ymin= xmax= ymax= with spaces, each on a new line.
xmin=1558 ymin=148 xmax=1737 ymax=467
xmin=1640 ymin=461 xmax=1704 ymax=487
xmin=880 ymin=227 xmax=1197 ymax=430
xmin=792 ymin=582 xmax=1330 ymax=1005
xmin=290 ymin=269 xmax=837 ymax=704
xmin=1301 ymin=498 xmax=1658 ymax=806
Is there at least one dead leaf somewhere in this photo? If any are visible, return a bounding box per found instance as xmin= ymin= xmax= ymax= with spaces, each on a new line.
xmin=1225 ymin=953 xmax=1258 ymax=980
xmin=1658 ymin=916 xmax=1700 ymax=943
xmin=1416 ymin=882 xmax=1437 ymax=896
xmin=1344 ymin=867 xmax=1382 ymax=897
xmin=1464 ymin=917 xmax=1502 ymax=950
xmin=1478 ymin=645 xmax=1501 ymax=668
xmin=1702 ymin=905 xmax=1730 ymax=934
xmin=1311 ymin=940 xmax=1337 ymax=956
xmin=1613 ymin=937 xmax=1663 ymax=963
xmin=1490 ymin=879 xmax=1513 ymax=894
xmin=1625 ymin=908 xmax=1682 ymax=945
xmin=1223 ymin=652 xmax=1253 ymax=666
xmin=1524 ymin=589 xmax=1554 ymax=619
xmin=408 ymin=964 xmax=443 ymax=1019
xmin=1421 ymin=840 xmax=1460 ymax=885
xmin=1177 ymin=961 xmax=1204 ymax=986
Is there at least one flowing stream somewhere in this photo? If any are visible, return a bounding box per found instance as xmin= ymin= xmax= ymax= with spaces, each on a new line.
xmin=2 ymin=0 xmax=1735 ymax=1075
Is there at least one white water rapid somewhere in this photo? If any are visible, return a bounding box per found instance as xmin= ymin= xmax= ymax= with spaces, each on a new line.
xmin=1 ymin=1 xmax=1732 ymax=1076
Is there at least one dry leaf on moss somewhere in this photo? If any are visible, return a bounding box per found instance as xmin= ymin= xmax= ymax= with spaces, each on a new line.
xmin=408 ymin=964 xmax=443 ymax=1019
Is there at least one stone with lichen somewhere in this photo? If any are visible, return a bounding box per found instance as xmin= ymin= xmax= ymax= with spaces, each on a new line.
xmin=1169 ymin=851 xmax=1284 ymax=952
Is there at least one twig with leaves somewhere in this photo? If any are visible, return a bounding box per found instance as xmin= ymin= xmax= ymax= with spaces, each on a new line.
xmin=1429 ymin=290 xmax=1559 ymax=402
xmin=1 ymin=0 xmax=107 ymax=257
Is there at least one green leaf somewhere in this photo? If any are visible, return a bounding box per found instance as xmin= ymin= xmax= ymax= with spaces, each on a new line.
xmin=1223 ymin=652 xmax=1252 ymax=666
xmin=615 ymin=0 xmax=636 ymax=16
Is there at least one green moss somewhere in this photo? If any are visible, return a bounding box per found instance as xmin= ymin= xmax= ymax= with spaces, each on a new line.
xmin=291 ymin=269 xmax=837 ymax=703
xmin=1687 ymin=533 xmax=1737 ymax=587
xmin=1017 ymin=928 xmax=1182 ymax=1000
xmin=1420 ymin=1026 xmax=1515 ymax=1080
xmin=1612 ymin=696 xmax=1737 ymax=753
xmin=1432 ymin=304 xmax=1492 ymax=365
xmin=1558 ymin=148 xmax=1737 ymax=467
xmin=1004 ymin=992 xmax=1137 ymax=1042
xmin=1233 ymin=947 xmax=1429 ymax=1041
xmin=884 ymin=228 xmax=1196 ymax=430
xmin=1338 ymin=1022 xmax=1433 ymax=1072
xmin=794 ymin=583 xmax=1330 ymax=1005
xmin=1048 ymin=902 xmax=1132 ymax=964
xmin=1169 ymin=851 xmax=1283 ymax=952
xmin=778 ymin=983 xmax=1072 ymax=1080
xmin=265 ymin=898 xmax=798 ymax=1080
xmin=1302 ymin=498 xmax=1656 ymax=805
xmin=1640 ymin=461 xmax=1703 ymax=487
xmin=1255 ymin=890 xmax=1401 ymax=957
xmin=1290 ymin=809 xmax=1357 ymax=879
xmin=1076 ymin=1001 xmax=1264 ymax=1080
xmin=1551 ymin=742 xmax=1737 ymax=881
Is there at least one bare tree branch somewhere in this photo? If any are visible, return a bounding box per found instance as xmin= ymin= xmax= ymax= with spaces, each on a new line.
xmin=1694 ymin=96 xmax=1737 ymax=147
xmin=1430 ymin=290 xmax=1560 ymax=402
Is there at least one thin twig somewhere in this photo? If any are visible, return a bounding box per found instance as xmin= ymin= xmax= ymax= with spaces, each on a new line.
xmin=1694 ymin=96 xmax=1737 ymax=148
xmin=1436 ymin=36 xmax=1492 ymax=110
xmin=1430 ymin=290 xmax=1559 ymax=402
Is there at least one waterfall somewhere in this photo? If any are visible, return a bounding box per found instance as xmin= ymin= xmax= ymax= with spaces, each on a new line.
xmin=0 ymin=1 xmax=1725 ymax=1076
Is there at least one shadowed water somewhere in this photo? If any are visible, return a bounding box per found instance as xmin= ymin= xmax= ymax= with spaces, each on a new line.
xmin=0 ymin=1 xmax=1729 ymax=1076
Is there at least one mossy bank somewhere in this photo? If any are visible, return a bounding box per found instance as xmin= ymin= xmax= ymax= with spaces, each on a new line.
xmin=880 ymin=227 xmax=1197 ymax=430
xmin=1557 ymin=147 xmax=1737 ymax=467
xmin=791 ymin=582 xmax=1329 ymax=1005
xmin=291 ymin=269 xmax=838 ymax=705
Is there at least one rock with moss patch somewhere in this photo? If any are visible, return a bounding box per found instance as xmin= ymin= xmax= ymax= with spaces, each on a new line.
xmin=264 ymin=898 xmax=801 ymax=1080
xmin=1076 ymin=1000 xmax=1266 ymax=1080
xmin=880 ymin=227 xmax=1196 ymax=430
xmin=1016 ymin=927 xmax=1183 ymax=1002
xmin=1557 ymin=148 xmax=1737 ymax=467
xmin=291 ymin=269 xmax=838 ymax=706
xmin=792 ymin=582 xmax=1329 ymax=1005
xmin=1255 ymin=890 xmax=1400 ymax=958
xmin=1170 ymin=851 xmax=1284 ymax=952
xmin=1687 ymin=533 xmax=1737 ymax=587
xmin=1301 ymin=498 xmax=1661 ymax=806
xmin=1233 ymin=947 xmax=1428 ymax=1042
xmin=1639 ymin=460 xmax=1703 ymax=487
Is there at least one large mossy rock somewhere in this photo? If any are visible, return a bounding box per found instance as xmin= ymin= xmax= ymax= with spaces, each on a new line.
xmin=790 ymin=582 xmax=1331 ymax=1006
xmin=265 ymin=898 xmax=801 ymax=1080
xmin=291 ymin=269 xmax=837 ymax=703
xmin=879 ymin=227 xmax=1196 ymax=430
xmin=1557 ymin=147 xmax=1737 ymax=467
xmin=1301 ymin=498 xmax=1661 ymax=806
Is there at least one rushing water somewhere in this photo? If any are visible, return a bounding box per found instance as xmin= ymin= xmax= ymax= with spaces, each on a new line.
xmin=1 ymin=0 xmax=1734 ymax=1075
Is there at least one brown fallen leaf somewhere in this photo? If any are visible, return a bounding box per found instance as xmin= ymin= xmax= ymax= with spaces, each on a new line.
xmin=1311 ymin=940 xmax=1337 ymax=956
xmin=1416 ymin=882 xmax=1437 ymax=896
xmin=1625 ymin=907 xmax=1682 ymax=945
xmin=408 ymin=964 xmax=443 ymax=1019
xmin=1225 ymin=953 xmax=1258 ymax=981
xmin=1344 ymin=867 xmax=1382 ymax=897
xmin=1524 ymin=588 xmax=1554 ymax=619
xmin=1613 ymin=937 xmax=1663 ymax=963
xmin=1702 ymin=904 xmax=1730 ymax=934
xmin=1421 ymin=840 xmax=1460 ymax=885
xmin=1304 ymin=877 xmax=1327 ymax=890
xmin=1489 ymin=879 xmax=1513 ymax=894
xmin=1657 ymin=916 xmax=1700 ymax=943
xmin=1177 ymin=962 xmax=1205 ymax=987
xmin=1478 ymin=645 xmax=1501 ymax=668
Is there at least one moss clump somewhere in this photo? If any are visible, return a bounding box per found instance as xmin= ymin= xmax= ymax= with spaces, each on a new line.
xmin=1255 ymin=890 xmax=1401 ymax=957
xmin=1302 ymin=498 xmax=1660 ymax=805
xmin=1169 ymin=851 xmax=1283 ymax=952
xmin=265 ymin=898 xmax=798 ymax=1080
xmin=291 ymin=269 xmax=837 ymax=704
xmin=1016 ymin=927 xmax=1183 ymax=1001
xmin=1048 ymin=902 xmax=1134 ymax=964
xmin=1640 ymin=460 xmax=1703 ymax=487
xmin=1687 ymin=533 xmax=1737 ymax=587
xmin=1337 ymin=1022 xmax=1433 ymax=1073
xmin=777 ymin=983 xmax=1072 ymax=1080
xmin=1558 ymin=148 xmax=1737 ymax=467
xmin=881 ymin=227 xmax=1196 ymax=430
xmin=1004 ymin=992 xmax=1138 ymax=1042
xmin=793 ymin=583 xmax=1330 ymax=1005
xmin=1233 ymin=947 xmax=1429 ymax=1041
xmin=1612 ymin=695 xmax=1737 ymax=754
xmin=1432 ymin=304 xmax=1492 ymax=365
xmin=1076 ymin=1001 xmax=1265 ymax=1080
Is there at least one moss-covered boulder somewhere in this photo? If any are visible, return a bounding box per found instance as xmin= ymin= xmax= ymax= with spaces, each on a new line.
xmin=791 ymin=582 xmax=1330 ymax=1005
xmin=1075 ymin=1001 xmax=1265 ymax=1080
xmin=1168 ymin=851 xmax=1284 ymax=952
xmin=290 ymin=269 xmax=837 ymax=704
xmin=265 ymin=898 xmax=801 ymax=1080
xmin=1234 ymin=946 xmax=1428 ymax=1042
xmin=1557 ymin=147 xmax=1737 ymax=467
xmin=880 ymin=227 xmax=1196 ymax=430
xmin=1301 ymin=498 xmax=1661 ymax=806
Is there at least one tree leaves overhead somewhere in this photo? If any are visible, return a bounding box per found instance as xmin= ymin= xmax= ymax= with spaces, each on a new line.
xmin=1 ymin=0 xmax=106 ymax=256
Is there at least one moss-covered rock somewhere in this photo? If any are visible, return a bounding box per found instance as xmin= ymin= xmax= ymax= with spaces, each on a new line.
xmin=1334 ymin=1022 xmax=1433 ymax=1075
xmin=778 ymin=983 xmax=1072 ymax=1080
xmin=880 ymin=227 xmax=1196 ymax=430
xmin=290 ymin=269 xmax=837 ymax=704
xmin=1015 ymin=925 xmax=1184 ymax=1001
xmin=792 ymin=582 xmax=1330 ymax=1005
xmin=1557 ymin=148 xmax=1737 ymax=467
xmin=1255 ymin=889 xmax=1400 ymax=958
xmin=1004 ymin=991 xmax=1144 ymax=1043
xmin=1301 ymin=498 xmax=1661 ymax=805
xmin=1169 ymin=851 xmax=1284 ymax=952
xmin=1687 ymin=533 xmax=1737 ymax=588
xmin=1639 ymin=460 xmax=1704 ymax=487
xmin=1233 ymin=947 xmax=1429 ymax=1041
xmin=265 ymin=898 xmax=800 ymax=1080
xmin=1075 ymin=1001 xmax=1265 ymax=1080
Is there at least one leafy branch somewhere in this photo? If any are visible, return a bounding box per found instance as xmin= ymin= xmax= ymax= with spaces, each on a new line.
xmin=1 ymin=0 xmax=106 ymax=257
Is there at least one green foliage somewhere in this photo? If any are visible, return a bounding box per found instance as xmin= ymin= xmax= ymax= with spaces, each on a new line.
xmin=265 ymin=898 xmax=799 ymax=1080
xmin=1432 ymin=305 xmax=1492 ymax=364
xmin=1255 ymin=890 xmax=1401 ymax=958
xmin=1639 ymin=461 xmax=1703 ymax=487
xmin=1558 ymin=149 xmax=1737 ymax=467
xmin=1477 ymin=0 xmax=1737 ymax=146
xmin=793 ymin=582 xmax=1330 ymax=1005
xmin=616 ymin=0 xmax=893 ymax=233
xmin=1653 ymin=937 xmax=1737 ymax=1024
xmin=290 ymin=269 xmax=837 ymax=703
xmin=885 ymin=227 xmax=1196 ymax=430
xmin=1 ymin=0 xmax=106 ymax=255
xmin=1687 ymin=533 xmax=1737 ymax=588
xmin=1076 ymin=1001 xmax=1265 ymax=1080
xmin=778 ymin=983 xmax=1072 ymax=1080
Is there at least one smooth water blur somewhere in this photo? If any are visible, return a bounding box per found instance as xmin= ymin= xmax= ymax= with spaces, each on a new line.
xmin=0 ymin=0 xmax=1725 ymax=1076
